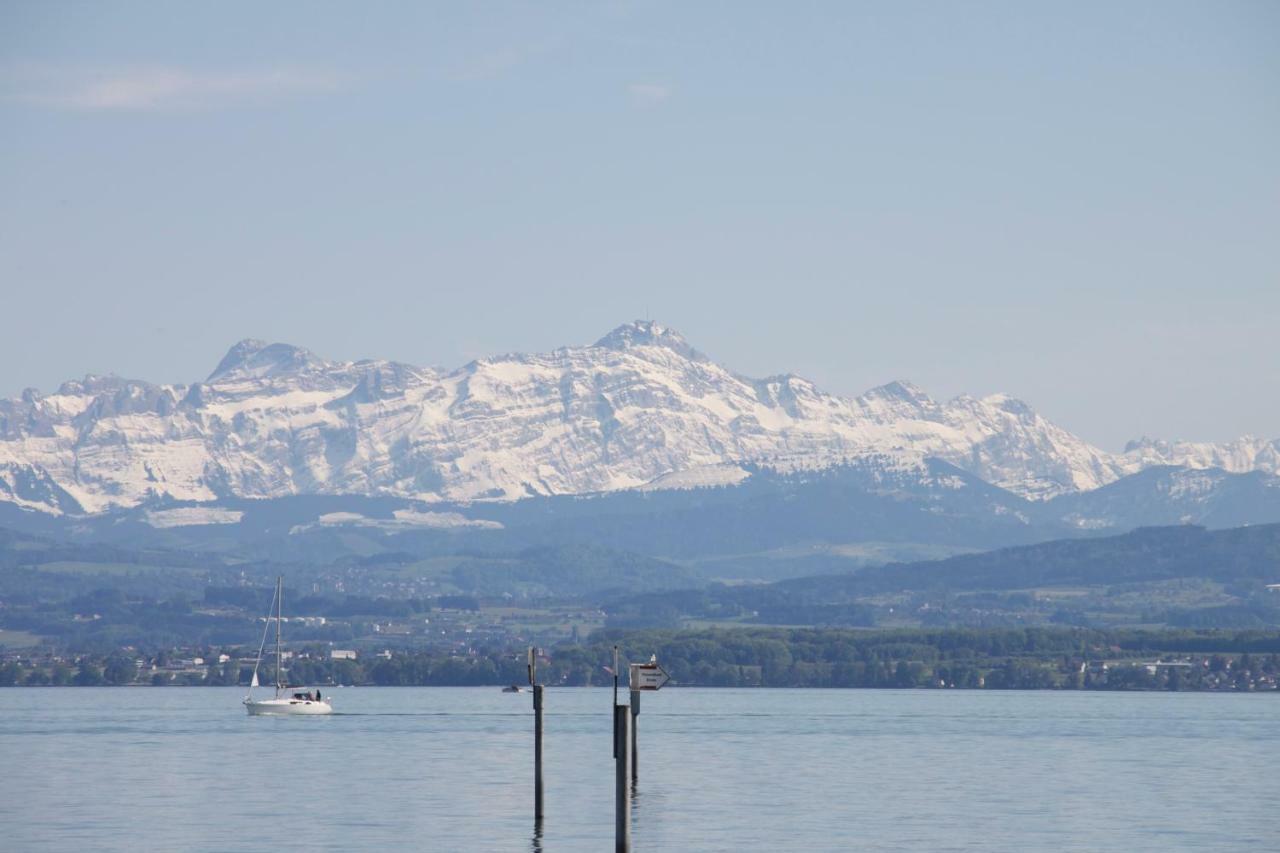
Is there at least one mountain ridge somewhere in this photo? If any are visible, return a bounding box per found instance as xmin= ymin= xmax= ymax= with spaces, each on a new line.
xmin=1 ymin=321 xmax=1276 ymax=515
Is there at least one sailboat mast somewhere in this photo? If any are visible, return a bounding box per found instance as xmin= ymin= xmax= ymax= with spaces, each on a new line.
xmin=275 ymin=576 xmax=283 ymax=693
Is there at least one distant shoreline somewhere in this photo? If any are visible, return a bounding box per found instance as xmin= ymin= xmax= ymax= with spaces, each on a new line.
xmin=6 ymin=627 xmax=1278 ymax=691
xmin=3 ymin=682 xmax=1277 ymax=693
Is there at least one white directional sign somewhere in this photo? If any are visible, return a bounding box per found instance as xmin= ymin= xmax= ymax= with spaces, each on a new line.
xmin=629 ymin=662 xmax=670 ymax=691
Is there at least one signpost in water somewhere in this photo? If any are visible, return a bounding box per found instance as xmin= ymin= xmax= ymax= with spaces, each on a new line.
xmin=629 ymin=660 xmax=671 ymax=691
xmin=627 ymin=657 xmax=670 ymax=784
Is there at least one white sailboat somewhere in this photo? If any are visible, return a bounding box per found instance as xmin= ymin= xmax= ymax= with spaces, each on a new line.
xmin=244 ymin=576 xmax=333 ymax=716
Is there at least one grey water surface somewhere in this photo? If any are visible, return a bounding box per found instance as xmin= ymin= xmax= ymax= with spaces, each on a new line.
xmin=0 ymin=687 xmax=1275 ymax=852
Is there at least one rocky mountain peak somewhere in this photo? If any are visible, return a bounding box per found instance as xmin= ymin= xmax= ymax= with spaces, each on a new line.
xmin=593 ymin=321 xmax=704 ymax=361
xmin=1124 ymin=436 xmax=1165 ymax=454
xmin=208 ymin=339 xmax=324 ymax=382
xmin=980 ymin=393 xmax=1036 ymax=419
xmin=864 ymin=380 xmax=934 ymax=406
xmin=55 ymin=375 xmax=126 ymax=396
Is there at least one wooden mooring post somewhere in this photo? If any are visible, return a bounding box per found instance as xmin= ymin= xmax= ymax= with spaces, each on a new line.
xmin=614 ymin=703 xmax=632 ymax=852
xmin=629 ymin=688 xmax=640 ymax=783
xmin=529 ymin=647 xmax=544 ymax=821
xmin=611 ymin=645 xmax=620 ymax=758
xmin=533 ymin=682 xmax=544 ymax=819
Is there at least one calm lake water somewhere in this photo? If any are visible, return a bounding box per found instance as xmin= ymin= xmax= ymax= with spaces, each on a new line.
xmin=0 ymin=687 xmax=1276 ymax=852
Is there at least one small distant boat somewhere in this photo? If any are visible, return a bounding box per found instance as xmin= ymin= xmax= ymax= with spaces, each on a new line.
xmin=502 ymin=685 xmax=524 ymax=693
xmin=244 ymin=576 xmax=333 ymax=716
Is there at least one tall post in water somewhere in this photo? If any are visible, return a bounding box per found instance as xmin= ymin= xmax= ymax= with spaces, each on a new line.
xmin=629 ymin=686 xmax=639 ymax=783
xmin=530 ymin=646 xmax=544 ymax=820
xmin=614 ymin=704 xmax=632 ymax=852
xmin=611 ymin=645 xmax=620 ymax=758
xmin=533 ymin=683 xmax=544 ymax=819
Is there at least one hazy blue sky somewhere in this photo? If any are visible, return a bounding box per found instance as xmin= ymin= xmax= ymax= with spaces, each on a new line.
xmin=2 ymin=1 xmax=1276 ymax=449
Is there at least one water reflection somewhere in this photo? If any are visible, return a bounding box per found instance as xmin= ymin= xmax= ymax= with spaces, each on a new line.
xmin=530 ymin=816 xmax=543 ymax=853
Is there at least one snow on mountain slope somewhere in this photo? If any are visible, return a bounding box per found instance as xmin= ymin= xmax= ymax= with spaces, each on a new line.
xmin=1122 ymin=436 xmax=1280 ymax=477
xmin=0 ymin=321 xmax=1273 ymax=514
xmin=1050 ymin=465 xmax=1280 ymax=531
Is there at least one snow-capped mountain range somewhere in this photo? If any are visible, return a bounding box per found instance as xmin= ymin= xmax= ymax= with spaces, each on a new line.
xmin=1 ymin=321 xmax=1276 ymax=516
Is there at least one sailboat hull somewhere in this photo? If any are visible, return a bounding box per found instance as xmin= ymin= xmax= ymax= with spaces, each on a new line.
xmin=244 ymin=698 xmax=333 ymax=716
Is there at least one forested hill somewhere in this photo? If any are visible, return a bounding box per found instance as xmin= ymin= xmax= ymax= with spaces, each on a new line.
xmin=607 ymin=523 xmax=1280 ymax=629
xmin=782 ymin=522 xmax=1280 ymax=597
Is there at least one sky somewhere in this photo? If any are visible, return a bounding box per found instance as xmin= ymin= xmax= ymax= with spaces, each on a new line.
xmin=1 ymin=1 xmax=1276 ymax=450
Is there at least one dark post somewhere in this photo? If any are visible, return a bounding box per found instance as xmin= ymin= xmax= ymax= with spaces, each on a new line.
xmin=614 ymin=704 xmax=631 ymax=852
xmin=611 ymin=645 xmax=620 ymax=758
xmin=533 ymin=683 xmax=544 ymax=819
xmin=629 ymin=688 xmax=639 ymax=783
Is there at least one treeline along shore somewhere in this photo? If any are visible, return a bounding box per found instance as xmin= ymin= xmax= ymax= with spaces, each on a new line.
xmin=4 ymin=628 xmax=1280 ymax=691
